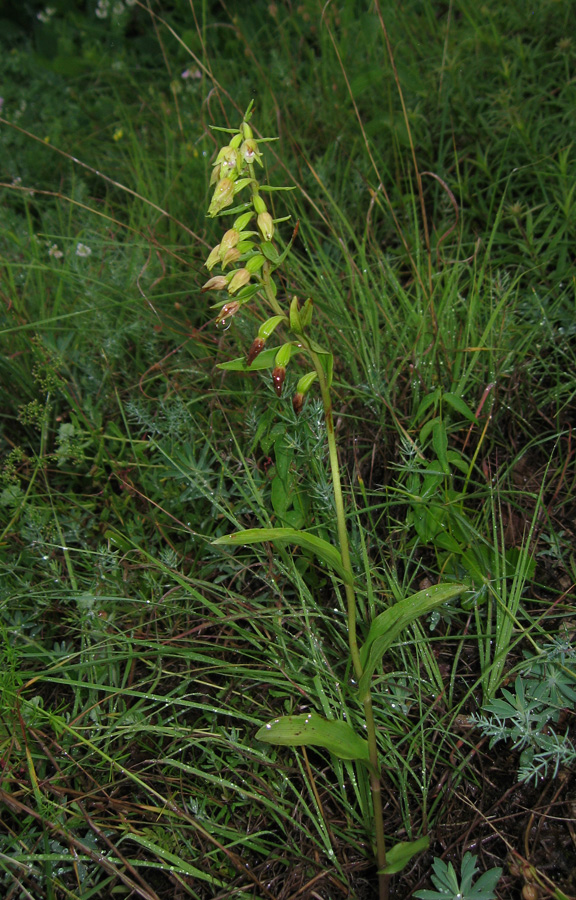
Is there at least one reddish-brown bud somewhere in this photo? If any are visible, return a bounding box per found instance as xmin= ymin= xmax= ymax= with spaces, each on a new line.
xmin=246 ymin=337 xmax=265 ymax=366
xmin=216 ymin=301 xmax=240 ymax=324
xmin=272 ymin=366 xmax=286 ymax=397
xmin=292 ymin=392 xmax=305 ymax=415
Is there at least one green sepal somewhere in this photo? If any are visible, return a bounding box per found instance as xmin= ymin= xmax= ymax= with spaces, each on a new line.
xmin=289 ymin=296 xmax=303 ymax=333
xmin=256 ymin=712 xmax=369 ymax=761
xmin=258 ymin=315 xmax=287 ymax=341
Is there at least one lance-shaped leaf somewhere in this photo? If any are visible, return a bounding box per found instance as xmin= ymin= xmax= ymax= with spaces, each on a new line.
xmin=213 ymin=527 xmax=354 ymax=585
xmin=358 ymin=583 xmax=469 ymax=698
xmin=256 ymin=711 xmax=369 ymax=761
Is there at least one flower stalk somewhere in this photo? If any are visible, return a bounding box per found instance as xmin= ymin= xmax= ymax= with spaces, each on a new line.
xmin=203 ymin=102 xmax=389 ymax=898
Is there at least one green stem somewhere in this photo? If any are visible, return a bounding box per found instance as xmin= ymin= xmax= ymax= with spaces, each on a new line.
xmin=308 ymin=345 xmax=389 ymax=900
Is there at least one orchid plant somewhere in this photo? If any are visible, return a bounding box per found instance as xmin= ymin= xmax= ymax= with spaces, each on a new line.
xmin=203 ymin=102 xmax=467 ymax=899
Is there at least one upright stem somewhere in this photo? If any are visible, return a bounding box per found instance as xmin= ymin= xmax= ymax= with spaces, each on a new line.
xmin=309 ymin=348 xmax=389 ymax=900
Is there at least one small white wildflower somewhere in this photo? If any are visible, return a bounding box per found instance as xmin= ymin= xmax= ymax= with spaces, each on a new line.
xmin=37 ymin=6 xmax=56 ymax=21
xmin=76 ymin=243 xmax=92 ymax=258
xmin=95 ymin=0 xmax=109 ymax=17
xmin=112 ymin=1 xmax=124 ymax=15
xmin=48 ymin=244 xmax=63 ymax=259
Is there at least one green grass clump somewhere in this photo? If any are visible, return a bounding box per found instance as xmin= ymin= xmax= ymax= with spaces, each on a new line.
xmin=1 ymin=1 xmax=575 ymax=898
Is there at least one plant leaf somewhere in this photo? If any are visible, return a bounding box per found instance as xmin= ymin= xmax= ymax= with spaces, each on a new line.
xmin=443 ymin=392 xmax=478 ymax=422
xmin=256 ymin=711 xmax=369 ymax=760
xmin=212 ymin=527 xmax=354 ymax=584
xmin=217 ymin=344 xmax=299 ymax=372
xmin=378 ymin=835 xmax=430 ymax=874
xmin=358 ymin=583 xmax=469 ymax=697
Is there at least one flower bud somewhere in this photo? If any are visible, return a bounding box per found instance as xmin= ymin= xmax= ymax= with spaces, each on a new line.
xmin=272 ymin=366 xmax=286 ymax=397
xmin=201 ymin=275 xmax=228 ymax=292
xmin=257 ymin=211 xmax=274 ymax=241
xmin=220 ymin=229 xmax=241 ymax=255
xmin=292 ymin=392 xmax=305 ymax=415
xmin=221 ymin=247 xmax=241 ymax=269
xmin=216 ymin=301 xmax=240 ymax=324
xmin=246 ymin=337 xmax=265 ymax=366
xmin=205 ymin=244 xmax=221 ymax=271
xmin=208 ymin=177 xmax=235 ymax=216
xmin=227 ymin=268 xmax=251 ymax=294
xmin=253 ymin=194 xmax=267 ymax=215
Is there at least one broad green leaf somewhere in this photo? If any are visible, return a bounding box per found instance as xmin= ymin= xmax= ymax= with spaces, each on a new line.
xmin=432 ymin=420 xmax=449 ymax=474
xmin=419 ymin=415 xmax=441 ymax=445
xmin=212 ymin=527 xmax=354 ymax=584
xmin=415 ymin=388 xmax=441 ymax=421
xmin=378 ymin=835 xmax=430 ymax=875
xmin=271 ymin=476 xmax=289 ymax=518
xmin=443 ymin=392 xmax=477 ymax=422
xmin=256 ymin=711 xmax=369 ymax=761
xmin=358 ymin=583 xmax=468 ymax=697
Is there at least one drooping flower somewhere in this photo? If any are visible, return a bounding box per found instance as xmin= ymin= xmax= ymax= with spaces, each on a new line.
xmin=227 ymin=268 xmax=251 ymax=294
xmin=201 ymin=275 xmax=228 ymax=292
xmin=208 ymin=178 xmax=235 ymax=216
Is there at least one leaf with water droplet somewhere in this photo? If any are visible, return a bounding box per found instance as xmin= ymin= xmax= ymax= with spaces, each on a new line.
xmin=213 ymin=527 xmax=354 ymax=584
xmin=358 ymin=583 xmax=469 ymax=698
xmin=256 ymin=711 xmax=369 ymax=760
